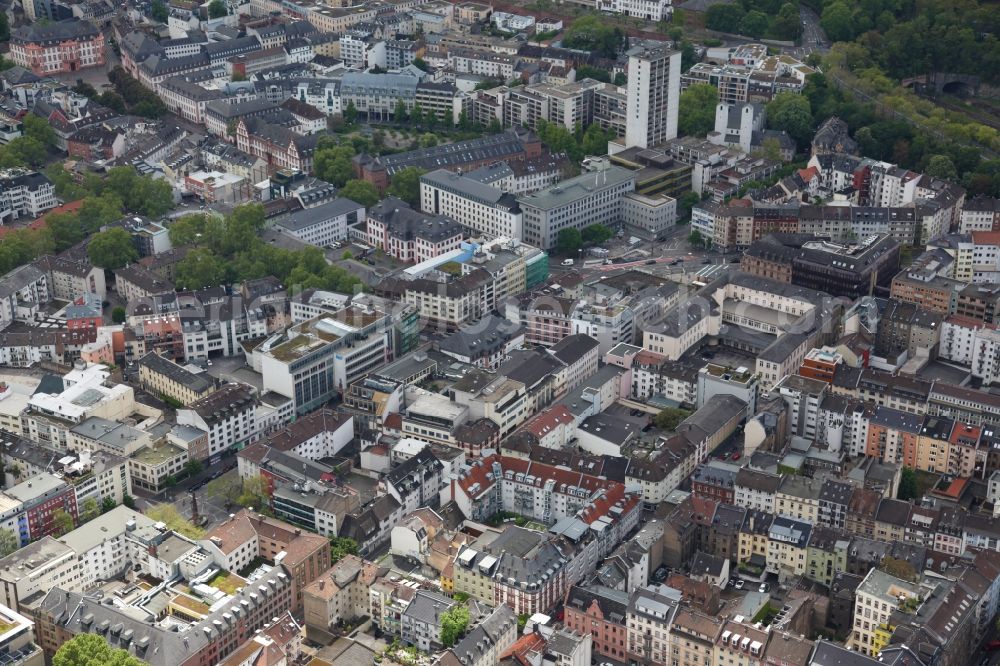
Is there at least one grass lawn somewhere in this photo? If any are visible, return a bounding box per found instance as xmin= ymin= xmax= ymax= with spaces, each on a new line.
xmin=523 ymin=521 xmax=548 ymax=532
xmin=145 ymin=503 xmax=205 ymax=539
xmin=208 ymin=571 xmax=245 ymax=595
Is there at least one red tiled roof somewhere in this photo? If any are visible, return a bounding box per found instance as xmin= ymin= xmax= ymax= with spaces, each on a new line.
xmin=524 ymin=404 xmax=574 ymax=438
xmin=973 ymin=231 xmax=1000 ymax=246
xmin=501 ymin=633 xmax=546 ymax=666
xmin=949 ymin=422 xmax=981 ymax=446
xmin=945 ymin=314 xmax=993 ymax=329
xmin=384 ymin=412 xmax=403 ymax=430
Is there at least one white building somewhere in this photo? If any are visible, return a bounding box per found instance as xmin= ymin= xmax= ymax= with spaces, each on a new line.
xmin=420 ymin=170 xmax=523 ymax=240
xmin=256 ymin=307 xmax=393 ymax=415
xmin=176 ymin=384 xmax=258 ymax=458
xmin=518 ymin=167 xmax=636 ymax=249
xmin=710 ymin=102 xmax=765 ymax=153
xmin=622 ymin=191 xmax=678 ymax=239
xmin=0 ymin=170 xmax=57 ymax=223
xmin=275 ymin=198 xmax=366 ymax=248
xmin=624 ymin=41 xmax=680 ymax=149
xmin=597 ymin=0 xmax=673 ymax=21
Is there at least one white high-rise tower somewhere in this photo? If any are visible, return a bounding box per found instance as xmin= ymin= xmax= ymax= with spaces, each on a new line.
xmin=625 ymin=41 xmax=681 ymax=149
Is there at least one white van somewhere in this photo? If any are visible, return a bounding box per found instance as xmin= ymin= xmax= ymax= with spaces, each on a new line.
xmin=561 ymin=259 xmax=574 ymax=266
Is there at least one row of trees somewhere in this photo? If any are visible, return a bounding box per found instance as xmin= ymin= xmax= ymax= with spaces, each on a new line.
xmin=814 ymin=0 xmax=1000 ymax=83
xmin=167 ymin=205 xmax=366 ymax=292
xmin=0 ymin=165 xmax=173 ymax=276
xmin=74 ymin=68 xmax=167 ymax=118
xmin=705 ymin=0 xmax=803 ymax=41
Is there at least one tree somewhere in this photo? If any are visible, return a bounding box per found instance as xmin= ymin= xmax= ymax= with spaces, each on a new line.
xmin=766 ymin=93 xmax=813 ymax=150
xmin=122 ymin=494 xmax=136 ymax=509
xmin=0 ymin=12 xmax=8 ymax=42
xmin=342 ymin=250 xmax=353 ymax=260
xmin=343 ymin=101 xmax=358 ymax=125
xmin=411 ymin=103 xmax=424 ymax=126
xmin=557 ymin=228 xmax=582 ymax=256
xmin=0 ymin=528 xmax=17 ymax=558
xmin=820 ymin=1 xmax=855 ymax=42
xmin=740 ymin=10 xmax=769 ymax=39
xmin=330 ymin=536 xmax=359 ymax=565
xmin=88 ymin=228 xmax=138 ymax=269
xmin=112 ymin=306 xmax=127 ymax=324
xmin=208 ymin=0 xmax=228 ymax=18
xmin=394 ymin=99 xmax=408 ymax=124
xmin=52 ymin=508 xmax=75 ymax=537
xmin=581 ymin=124 xmax=611 ymax=156
xmin=185 ymin=459 xmax=203 ymax=476
xmin=79 ymin=497 xmax=101 ymax=523
xmin=678 ymin=191 xmax=701 ymax=220
xmin=175 ymin=248 xmax=227 ymax=289
xmin=23 ymin=114 xmax=56 ymax=148
xmin=581 ymin=224 xmax=613 ymax=246
xmin=151 ymin=0 xmax=168 ymax=22
xmin=678 ymin=84 xmax=718 ymax=138
xmin=54 ymin=634 xmax=147 ymax=666
xmin=925 ymin=155 xmax=958 ymax=181
xmin=101 ymin=496 xmax=117 ymax=514
xmin=440 ymin=605 xmax=471 ymax=647
xmin=897 ymin=467 xmax=918 ymax=501
xmin=338 ymin=179 xmax=379 ymax=208
xmin=237 ymin=475 xmax=271 ymax=514
xmin=688 ymin=229 xmax=705 ymax=248
xmin=880 ymin=556 xmax=917 ymax=582
xmin=654 ymin=407 xmax=691 ymax=430
xmin=412 ymin=57 xmax=429 ymax=72
xmin=562 ymin=15 xmax=626 ymax=58
xmin=313 ymin=144 xmax=356 ymax=187
xmin=387 ymin=167 xmax=424 ymax=207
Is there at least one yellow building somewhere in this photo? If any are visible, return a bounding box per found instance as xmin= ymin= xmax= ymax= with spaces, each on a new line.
xmin=137 ymin=352 xmax=216 ymax=407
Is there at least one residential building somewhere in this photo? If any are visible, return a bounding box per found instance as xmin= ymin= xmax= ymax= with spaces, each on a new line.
xmin=624 ymin=41 xmax=680 ymax=149
xmin=176 ymin=384 xmax=257 ymax=458
xmin=850 ymin=568 xmax=922 ymax=657
xmin=302 ymin=555 xmax=378 ymax=634
xmin=137 ymin=352 xmax=216 ymax=406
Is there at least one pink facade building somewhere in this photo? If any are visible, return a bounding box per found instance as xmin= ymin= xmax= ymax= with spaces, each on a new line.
xmin=11 ymin=19 xmax=105 ymax=76
xmin=366 ymin=198 xmax=463 ymax=264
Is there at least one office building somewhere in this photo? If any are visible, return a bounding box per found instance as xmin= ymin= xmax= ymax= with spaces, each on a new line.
xmin=518 ymin=167 xmax=635 ymax=249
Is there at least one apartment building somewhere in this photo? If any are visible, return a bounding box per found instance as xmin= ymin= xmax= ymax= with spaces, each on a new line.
xmin=626 ymin=584 xmax=680 ymax=665
xmin=0 ymin=171 xmax=57 ymax=223
xmin=625 ymin=41 xmax=680 ymax=149
xmin=137 ymin=352 xmax=216 ymax=406
xmin=176 ymin=384 xmax=257 ymax=458
xmin=850 ymin=569 xmax=923 ymax=657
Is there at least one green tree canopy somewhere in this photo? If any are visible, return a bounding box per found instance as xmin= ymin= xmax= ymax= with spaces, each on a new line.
xmin=338 ymin=180 xmax=380 ymax=208
xmin=387 ymin=167 xmax=425 ymax=207
xmin=52 ymin=508 xmax=75 ymax=537
xmin=88 ymin=228 xmax=138 ymax=269
xmin=0 ymin=528 xmax=17 ymax=558
xmin=766 ymin=92 xmax=813 ymax=150
xmin=151 ymin=0 xmax=168 ymax=22
xmin=678 ymin=84 xmax=719 ymax=138
xmin=313 ymin=144 xmax=356 ymax=187
xmin=925 ymin=155 xmax=958 ymax=181
xmin=208 ymin=0 xmax=228 ymax=18
xmin=440 ymin=605 xmax=471 ymax=647
xmin=562 ymin=15 xmax=626 ymax=58
xmin=330 ymin=536 xmax=359 ymax=565
xmin=80 ymin=498 xmax=101 ymax=523
xmin=897 ymin=467 xmax=919 ymax=501
xmin=54 ymin=633 xmax=147 ymax=666
xmin=557 ymin=228 xmax=582 ymax=256
xmin=654 ymin=407 xmax=691 ymax=430
xmin=581 ymin=224 xmax=613 ymax=246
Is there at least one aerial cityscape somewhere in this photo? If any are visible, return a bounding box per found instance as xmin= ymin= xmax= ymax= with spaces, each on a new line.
xmin=0 ymin=0 xmax=996 ymax=665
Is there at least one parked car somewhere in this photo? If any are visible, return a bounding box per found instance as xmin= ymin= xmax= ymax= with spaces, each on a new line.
xmin=732 ymin=453 xmax=741 ymax=461
xmin=735 ymin=579 xmax=745 ymax=590
xmin=561 ymin=258 xmax=574 ymax=266
xmin=759 ymin=583 xmax=770 ymax=593
xmin=645 ymin=259 xmax=657 ymax=265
